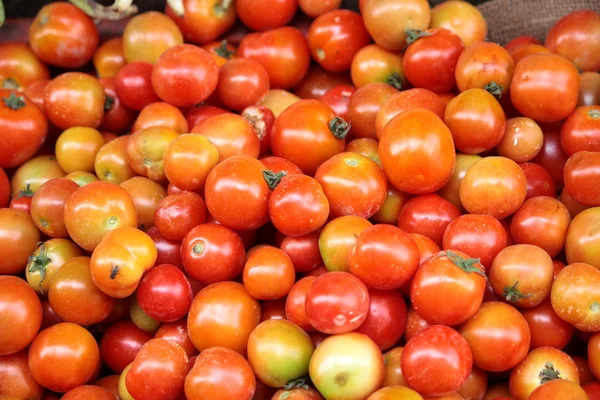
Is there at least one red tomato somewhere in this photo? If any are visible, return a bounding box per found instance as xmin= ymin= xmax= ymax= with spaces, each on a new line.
xmin=217 ymin=59 xmax=270 ymax=112
xmin=402 ymin=325 xmax=473 ymax=397
xmin=403 ymin=28 xmax=465 ymax=93
xmin=579 ymin=72 xmax=600 ymax=107
xmin=564 ymin=151 xmax=600 ymax=206
xmin=100 ymin=320 xmax=153 ymax=374
xmin=527 ymin=377 xmax=588 ymax=400
xmin=0 ymin=89 xmax=48 ymax=169
xmin=566 ymin=208 xmax=600 ymax=269
xmin=561 ymin=106 xmax=600 ymax=155
xmin=99 ymin=77 xmax=136 ymax=134
xmin=504 ymin=35 xmax=541 ymax=51
xmin=166 ymin=0 xmax=235 ymax=45
xmin=279 ymin=232 xmax=323 ymax=273
xmin=237 ymin=0 xmax=297 ymax=31
xmin=163 ymin=133 xmax=219 ymax=192
xmin=356 ymin=289 xmax=407 ymax=350
xmin=348 ymin=224 xmax=420 ymax=290
xmin=0 ymin=209 xmax=41 ymax=275
xmin=519 ymin=162 xmax=557 ymax=200
xmin=30 ymin=178 xmax=79 ymax=238
xmin=115 ymin=61 xmax=160 ymax=111
xmin=242 ymin=105 xmax=276 ymax=155
xmin=238 ymin=27 xmax=311 ymax=89
xmin=532 ymin=130 xmax=569 ymax=192
xmin=120 ymin=176 xmax=167 ymax=230
xmin=61 ymin=385 xmax=114 ymax=400
xmin=137 ymin=264 xmax=192 ymax=322
xmin=132 ymin=102 xmax=188 ymax=134
xmin=0 ymin=167 xmax=8 ymax=208
xmin=510 ymin=53 xmax=579 ymax=123
xmin=122 ymin=11 xmax=183 ymax=64
xmin=320 ymin=85 xmax=356 ymax=120
xmin=154 ymin=192 xmax=206 ymax=241
xmin=300 ymin=0 xmax=341 ymax=17
xmin=155 ymin=319 xmax=198 ymax=358
xmin=379 ymin=108 xmax=456 ymax=194
xmin=457 ymin=367 xmax=488 ymax=400
xmin=455 ymin=42 xmax=515 ymax=96
xmin=0 ymin=350 xmax=44 ymax=399
xmin=305 ymin=271 xmax=370 ymax=334
xmin=29 ymin=2 xmax=98 ymax=68
xmin=348 ymin=83 xmax=398 ymax=140
xmin=243 ymin=245 xmax=295 ymax=300
xmin=186 ymin=104 xmax=228 ymax=128
xmin=430 ymin=0 xmax=487 ymax=47
xmin=260 ymin=156 xmax=303 ymax=176
xmin=522 ymin=299 xmax=575 ymax=350
xmin=285 ymin=276 xmax=317 ymax=332
xmin=295 ymin=64 xmax=353 ymax=100
xmin=145 ymin=226 xmax=182 ymax=268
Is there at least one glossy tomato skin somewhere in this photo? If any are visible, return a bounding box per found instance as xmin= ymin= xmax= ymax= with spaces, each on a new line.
xmin=154 ymin=191 xmax=206 ymax=241
xmin=10 ymin=155 xmax=66 ymax=197
xmin=100 ymin=77 xmax=136 ymax=134
xmin=0 ymin=89 xmax=48 ymax=169
xmin=437 ymin=153 xmax=481 ymax=210
xmin=348 ymin=224 xmax=420 ymax=290
xmin=0 ymin=350 xmax=44 ymax=399
xmin=238 ymin=0 xmax=297 ymax=31
xmin=61 ymin=385 xmax=115 ymax=400
xmin=243 ymin=245 xmax=296 ymax=300
xmin=115 ymin=61 xmax=160 ymax=111
xmin=379 ymin=108 xmax=456 ymax=194
xmin=355 ymin=289 xmax=407 ymax=350
xmin=277 ymin=232 xmax=322 ymax=274
xmin=347 ymin=83 xmax=397 ymax=140
xmin=350 ymin=44 xmax=405 ymax=90
xmin=402 ymin=325 xmax=473 ymax=397
xmin=561 ymin=106 xmax=600 ymax=155
xmin=319 ymin=215 xmax=372 ymax=272
xmin=285 ymin=276 xmax=317 ymax=332
xmin=519 ymin=162 xmax=557 ymax=200
xmin=132 ymin=101 xmax=188 ymax=134
xmin=528 ymin=378 xmax=588 ymax=400
xmin=120 ymin=176 xmax=167 ymax=230
xmin=564 ymin=151 xmax=600 ymax=206
xmin=579 ymin=72 xmax=600 ymax=107
xmin=522 ymin=299 xmax=575 ymax=350
xmin=497 ymin=117 xmax=544 ymax=163
xmin=0 ymin=167 xmax=8 ymax=207
xmin=166 ymin=0 xmax=235 ymax=44
xmin=238 ymin=27 xmax=311 ymax=89
xmin=0 ymin=276 xmax=42 ymax=356
xmin=510 ymin=53 xmax=579 ymax=123
xmin=566 ymin=208 xmax=600 ymax=269
xmin=185 ymin=346 xmax=256 ymax=400
xmin=155 ymin=319 xmax=198 ymax=358
xmin=28 ymin=322 xmax=100 ymax=393
xmin=29 ymin=2 xmax=98 ymax=68
xmin=100 ymin=320 xmax=153 ymax=374
xmin=94 ymin=37 xmax=125 ymax=78
xmin=137 ymin=264 xmax=192 ymax=322
xmin=217 ymin=59 xmax=270 ymax=112
xmin=455 ymin=42 xmax=515 ymax=95
xmin=122 ymin=11 xmax=183 ymax=64
xmin=145 ymin=226 xmax=182 ymax=268
xmin=0 ymin=208 xmax=41 ymax=276
xmin=430 ymin=0 xmax=487 ymax=46
xmin=164 ymin=133 xmax=219 ymax=192
xmin=126 ymin=126 xmax=179 ymax=182
xmin=459 ymin=302 xmax=531 ymax=372
xmin=95 ymin=135 xmax=138 ymax=184
xmin=320 ymin=84 xmax=356 ymax=120
xmin=0 ymin=43 xmax=49 ymax=89
xmin=55 ymin=127 xmax=105 ymax=174
xmin=404 ymin=28 xmax=465 ymax=93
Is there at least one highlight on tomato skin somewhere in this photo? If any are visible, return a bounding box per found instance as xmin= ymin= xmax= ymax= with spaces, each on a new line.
xmin=0 ymin=3 xmax=599 ymax=400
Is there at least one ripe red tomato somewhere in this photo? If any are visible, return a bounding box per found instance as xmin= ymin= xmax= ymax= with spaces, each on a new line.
xmin=243 ymin=245 xmax=295 ymax=300
xmin=100 ymin=320 xmax=153 ymax=374
xmin=154 ymin=191 xmax=206 ymax=241
xmin=122 ymin=11 xmax=183 ymax=64
xmin=561 ymin=106 xmax=600 ymax=155
xmin=279 ymin=232 xmax=323 ymax=273
xmin=521 ymin=299 xmax=575 ymax=350
xmin=0 ymin=89 xmax=48 ymax=169
xmin=348 ymin=224 xmax=420 ymax=290
xmin=0 ymin=208 xmax=41 ymax=275
xmin=519 ymin=162 xmax=557 ymax=200
xmin=355 ymin=289 xmax=407 ymax=350
xmin=532 ymin=129 xmax=569 ymax=191
xmin=510 ymin=53 xmax=579 ymax=123
xmin=137 ymin=264 xmax=192 ymax=322
xmin=305 ymin=271 xmax=370 ymax=334
xmin=260 ymin=156 xmax=303 ymax=176
xmin=320 ymin=84 xmax=356 ymax=120
xmin=28 ymin=322 xmax=100 ymax=393
xmin=379 ymin=108 xmax=456 ymax=194
xmin=350 ymin=44 xmax=406 ymax=89
xmin=0 ymin=350 xmax=44 ymax=399
xmin=238 ymin=27 xmax=311 ymax=89
xmin=29 ymin=2 xmax=98 ymax=68
xmin=402 ymin=325 xmax=473 ymax=397
xmin=455 ymin=42 xmax=515 ymax=95
xmin=237 ymin=0 xmax=298 ymax=31
xmin=564 ymin=151 xmax=600 ymax=206
xmin=99 ymin=77 xmax=136 ymax=134
xmin=528 ymin=379 xmax=588 ymax=400
xmin=430 ymin=0 xmax=487 ymax=47
xmin=348 ymin=83 xmax=398 ymax=140
xmin=579 ymin=72 xmax=600 ymax=107
xmin=166 ymin=0 xmax=235 ymax=45
xmin=185 ymin=346 xmax=256 ymax=400
xmin=114 ymin=61 xmax=160 ymax=111
xmin=155 ymin=319 xmax=198 ymax=358
xmin=61 ymin=385 xmax=115 ymax=400
xmin=295 ymin=64 xmax=353 ymax=99
xmin=145 ymin=226 xmax=182 ymax=269
xmin=285 ymin=276 xmax=317 ymax=331
xmin=217 ymin=59 xmax=270 ymax=112
xmin=403 ymin=28 xmax=464 ymax=93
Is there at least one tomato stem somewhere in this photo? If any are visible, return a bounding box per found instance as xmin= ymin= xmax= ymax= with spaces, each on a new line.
xmin=386 ymin=73 xmax=403 ymax=90
xmin=329 ymin=117 xmax=351 ymax=139
xmin=444 ymin=250 xmax=485 ymax=276
xmin=214 ymin=0 xmax=234 ymax=16
xmin=167 ymin=0 xmax=184 ymax=17
xmin=2 ymin=92 xmax=26 ymax=110
xmin=589 ymin=109 xmax=600 ymax=119
xmin=27 ymin=243 xmax=52 ymax=293
xmin=104 ymin=95 xmax=115 ymax=112
xmin=69 ymin=0 xmax=138 ymax=21
xmin=405 ymin=28 xmax=432 ymax=46
xmin=16 ymin=184 xmax=34 ymax=199
xmin=1 ymin=78 xmax=19 ymax=90
xmin=484 ymin=82 xmax=503 ymax=99
xmin=192 ymin=243 xmax=204 ymax=254
xmin=283 ymin=377 xmax=310 ymax=390
xmin=263 ymin=170 xmax=286 ymax=190
xmin=503 ymin=281 xmax=531 ymax=302
xmin=214 ymin=40 xmax=234 ymax=59
xmin=539 ymin=362 xmax=561 ymax=384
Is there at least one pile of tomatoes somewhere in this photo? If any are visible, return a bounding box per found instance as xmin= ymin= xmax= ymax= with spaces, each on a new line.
xmin=1 ymin=0 xmax=600 ymax=399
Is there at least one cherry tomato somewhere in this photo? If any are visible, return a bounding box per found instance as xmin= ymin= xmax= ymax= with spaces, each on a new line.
xmin=0 ymin=350 xmax=44 ymax=399
xmin=522 ymin=299 xmax=575 ymax=350
xmin=320 ymin=84 xmax=356 ymax=120
xmin=132 ymin=102 xmax=188 ymax=134
xmin=508 ymin=43 xmax=551 ymax=64
xmin=166 ymin=0 xmax=236 ymax=45
xmin=345 ymin=138 xmax=381 ymax=165
xmin=299 ymin=0 xmax=340 ymax=17
xmin=382 ymin=347 xmax=407 ymax=387
xmin=295 ymin=64 xmax=353 ymax=100
xmin=187 ymin=281 xmax=261 ymax=355
xmin=61 ymin=385 xmax=114 ymax=400
xmin=186 ymin=104 xmax=228 ymax=129
xmin=278 ymin=231 xmax=323 ymax=273
xmin=25 ymin=239 xmax=81 ymax=297
xmin=129 ymin=295 xmax=161 ymax=333
xmin=22 ymin=78 xmax=49 ymax=112
xmin=260 ymin=156 xmax=303 ymax=176
xmin=155 ymin=319 xmax=198 ymax=358
xmin=455 ymin=42 xmax=514 ymax=95
xmin=430 ymin=0 xmax=487 ymax=47
xmin=29 ymin=2 xmax=99 ymax=68
xmin=243 ymin=245 xmax=295 ymax=300
xmin=120 ymin=176 xmax=166 ymax=230
xmin=215 ymin=59 xmax=270 ymax=112
xmin=347 ymin=83 xmax=397 ymax=140
xmin=510 ymin=53 xmax=579 ymax=123
xmin=154 ymin=191 xmax=206 ymax=240
xmin=0 ymin=43 xmax=48 ymax=91
xmin=28 ymin=322 xmax=100 ymax=393
xmin=285 ymin=276 xmax=317 ymax=331
xmin=350 ymin=44 xmax=405 ymax=90
xmin=126 ymin=126 xmax=179 ymax=182
xmin=94 ymin=135 xmax=138 ymax=184
xmin=100 ymin=320 xmax=153 ymax=374
xmin=402 ymin=325 xmax=473 ymax=397
xmin=319 ymin=215 xmax=372 ymax=272
xmin=379 ymin=108 xmax=456 ymax=194
xmin=94 ymin=37 xmax=126 ymax=78
xmin=529 ymin=379 xmax=588 ymax=400
xmin=566 ymin=208 xmax=600 ymax=269
xmin=458 ymin=367 xmax=488 ymax=400
xmin=10 ymin=155 xmax=65 ymax=198
xmin=564 ymin=151 xmax=600 ymax=206
xmin=404 ymin=28 xmax=465 ymax=93
xmin=123 ymin=11 xmax=183 ymax=64
xmin=137 ymin=264 xmax=192 ymax=322
xmin=115 ymin=61 xmax=160 ymax=111
xmin=163 ymin=134 xmax=218 ymax=192
xmin=0 ymin=209 xmax=40 ymax=275
xmin=579 ymin=72 xmax=600 ymax=107
xmin=55 ymin=127 xmax=105 ymax=173
xmin=99 ymin=77 xmax=136 ymax=134
xmin=437 ymin=153 xmax=481 ymax=210
xmin=27 ymin=178 xmax=75 ymax=238
xmin=497 ymin=117 xmax=544 ymax=163
xmin=519 ymin=162 xmax=557 ymax=200
xmin=561 ymin=106 xmax=600 ymax=156
xmin=356 ymin=289 xmax=407 ymax=350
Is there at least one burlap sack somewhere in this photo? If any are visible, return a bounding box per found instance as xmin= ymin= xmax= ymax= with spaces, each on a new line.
xmin=476 ymin=0 xmax=600 ymax=44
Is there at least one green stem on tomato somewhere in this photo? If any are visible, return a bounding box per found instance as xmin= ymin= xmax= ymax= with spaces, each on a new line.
xmin=69 ymin=0 xmax=138 ymax=20
xmin=167 ymin=0 xmax=184 ymax=17
xmin=263 ymin=170 xmax=286 ymax=190
xmin=329 ymin=117 xmax=351 ymax=139
xmin=444 ymin=250 xmax=485 ymax=277
xmin=2 ymin=93 xmax=26 ymax=110
xmin=214 ymin=40 xmax=234 ymax=59
xmin=484 ymin=81 xmax=503 ymax=99
xmin=386 ymin=73 xmax=403 ymax=90
xmin=214 ymin=0 xmax=234 ymax=16
xmin=539 ymin=362 xmax=561 ymax=384
xmin=503 ymin=281 xmax=532 ymax=303
xmin=405 ymin=28 xmax=432 ymax=46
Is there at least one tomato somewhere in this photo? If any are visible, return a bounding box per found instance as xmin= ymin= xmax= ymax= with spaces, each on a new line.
xmin=132 ymin=102 xmax=188 ymax=134
xmin=186 ymin=104 xmax=228 ymax=128
xmin=345 ymin=139 xmax=380 ymax=166
xmin=299 ymin=0 xmax=341 ymax=17
xmin=119 ymin=176 xmax=166 ymax=230
xmin=505 ymin=35 xmax=540 ymax=51
xmin=184 ymin=347 xmax=255 ymax=400
xmin=243 ymin=245 xmax=295 ymax=300
xmin=0 ymin=168 xmax=8 ymax=208
xmin=284 ymin=276 xmax=316 ymax=332
xmin=214 ymin=59 xmax=269 ymax=112
xmin=0 ymin=44 xmax=48 ymax=94
xmin=0 ymin=89 xmax=48 ymax=169
xmin=430 ymin=0 xmax=487 ymax=47
xmin=94 ymin=136 xmax=138 ymax=184
xmin=274 ymin=236 xmax=317 ymax=276
xmin=510 ymin=53 xmax=579 ymax=123
xmin=508 ymin=43 xmax=551 ymax=64
xmin=99 ymin=320 xmax=153 ymax=374
xmin=460 ymin=157 xmax=526 ymax=219
xmin=497 ymin=117 xmax=544 ymax=163
xmin=319 ymin=215 xmax=372 ymax=272
xmin=379 ymin=108 xmax=456 ymax=194
xmin=144 ymin=226 xmax=182 ymax=270
xmin=192 ymin=113 xmax=260 ymax=162
xmin=310 ymin=333 xmax=384 ymax=400
xmin=29 ymin=322 xmax=99 ymax=393
xmin=153 ymin=191 xmax=205 ymax=240
xmin=236 ymin=0 xmax=296 ymax=31
xmin=528 ymin=378 xmax=588 ymax=400
xmin=0 ymin=350 xmax=44 ymax=399
xmin=187 ymin=281 xmax=261 ymax=355
xmin=129 ymin=295 xmax=161 ymax=333
xmin=459 ymin=302 xmax=530 ymax=372
xmin=10 ymin=155 xmax=66 ymax=198
xmin=350 ymin=44 xmax=405 ymax=89
xmin=136 ymin=264 xmax=192 ymax=323
xmin=375 ymin=88 xmax=446 ymax=139
xmin=29 ymin=2 xmax=98 ymax=68
xmin=242 ymin=105 xmax=276 ymax=155
xmin=564 ymin=152 xmax=600 ymax=206
xmin=518 ymin=162 xmax=556 ymax=201
xmin=261 ymin=298 xmax=287 ymax=322
xmin=551 ymin=262 xmax=600 ymax=331
xmin=126 ymin=338 xmax=188 ymax=400
xmin=347 ymin=83 xmax=398 ymax=140
xmin=55 ymin=127 xmax=105 ymax=174
xmin=573 ymin=356 xmax=594 ymax=385
xmin=545 ymin=10 xmax=600 ymax=72
xmin=30 ymin=177 xmax=79 ymax=238
xmin=579 ymin=72 xmax=600 ymax=107
xmin=260 ymin=156 xmax=303 ymax=177
xmin=403 ymin=28 xmax=464 ymax=93
xmin=0 ymin=276 xmax=41 ymax=356
xmin=115 ymin=62 xmax=160 ymax=111
xmin=61 ymin=385 xmax=115 ymax=400
xmin=590 ymin=333 xmax=600 ymax=381
xmin=122 ymin=11 xmax=183 ymax=64
xmin=0 ymin=209 xmax=40 ymax=275
xmin=27 ymin=239 xmax=82 ymax=299
xmin=455 ymin=42 xmax=514 ymax=96
xmin=356 ymin=289 xmax=407 ymax=350
xmin=363 ymin=0 xmax=431 ymax=51
xmin=584 ymin=381 xmax=600 ymax=400
xmin=381 ymin=347 xmax=407 ymax=387
xmin=93 ymin=37 xmax=125 ymax=78
xmin=155 ymin=321 xmax=195 ymax=360
xmin=98 ymin=81 xmax=134 ymax=135
xmin=22 ymin=78 xmax=49 ymax=112
xmin=561 ymin=106 xmax=600 ymax=155
xmin=566 ymin=208 xmax=600 ymax=269
xmin=273 ymin=387 xmax=325 ymax=400
xmin=402 ymin=325 xmax=473 ymax=397
xmin=437 ymin=153 xmax=481 ymax=210
xmin=489 ymin=244 xmax=554 ymax=308
xmin=320 ymin=85 xmax=356 ymax=121
xmin=163 ymin=134 xmax=218 ymax=192
xmin=65 ymin=171 xmax=98 ymax=187
xmin=126 ymin=126 xmax=179 ymax=182
xmin=305 ymin=271 xmax=369 ymax=334
xmin=166 ymin=0 xmax=235 ymax=45
xmin=457 ymin=367 xmax=488 ymax=400
xmin=259 ymin=89 xmax=303 ymax=117
xmin=248 ymin=320 xmax=314 ymax=388
xmin=238 ymin=27 xmax=311 ymax=89
xmin=522 ymin=299 xmax=575 ymax=350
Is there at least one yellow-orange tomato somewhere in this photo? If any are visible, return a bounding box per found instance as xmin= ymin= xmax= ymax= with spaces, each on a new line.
xmin=55 ymin=127 xmax=105 ymax=173
xmin=163 ymin=134 xmax=219 ymax=192
xmin=0 ymin=43 xmax=50 ymax=89
xmin=65 ymin=171 xmax=99 ymax=186
xmin=430 ymin=0 xmax=487 ymax=47
xmin=258 ymin=89 xmax=301 ymax=117
xmin=120 ymin=177 xmax=167 ymax=230
xmin=455 ymin=42 xmax=515 ymax=95
xmin=64 ymin=181 xmax=138 ymax=251
xmin=437 ymin=153 xmax=482 ymax=210
xmin=10 ymin=155 xmax=65 ymax=197
xmin=126 ymin=126 xmax=179 ymax=182
xmin=123 ymin=11 xmax=183 ymax=64
xmin=90 ymin=227 xmax=157 ymax=298
xmin=95 ymin=135 xmax=138 ymax=185
xmin=0 ymin=209 xmax=41 ymax=275
xmin=351 ymin=44 xmax=406 ymax=89
xmin=26 ymin=238 xmax=82 ymax=296
xmin=93 ymin=38 xmax=126 ymax=78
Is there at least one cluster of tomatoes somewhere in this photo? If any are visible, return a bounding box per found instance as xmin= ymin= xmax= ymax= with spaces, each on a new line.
xmin=1 ymin=0 xmax=600 ymax=399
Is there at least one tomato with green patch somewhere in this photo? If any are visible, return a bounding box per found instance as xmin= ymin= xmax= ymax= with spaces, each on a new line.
xmin=26 ymin=238 xmax=82 ymax=296
xmin=319 ymin=215 xmax=372 ymax=272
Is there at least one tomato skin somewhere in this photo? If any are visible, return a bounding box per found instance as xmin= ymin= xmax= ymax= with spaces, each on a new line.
xmin=123 ymin=11 xmax=183 ymax=64
xmin=187 ymin=281 xmax=261 ymax=355
xmin=0 ymin=168 xmax=8 ymax=208
xmin=29 ymin=2 xmax=98 ymax=68
xmin=295 ymin=64 xmax=353 ymax=100
xmin=379 ymin=108 xmax=456 ymax=194
xmin=132 ymin=102 xmax=188 ymax=134
xmin=95 ymin=136 xmax=138 ymax=185
xmin=166 ymin=0 xmax=236 ymax=45
xmin=528 ymin=378 xmax=588 ymax=400
xmin=10 ymin=155 xmax=66 ymax=198
xmin=137 ymin=264 xmax=192 ymax=323
xmin=272 ymin=387 xmax=324 ymax=400
xmin=319 ymin=215 xmax=372 ymax=272
xmin=237 ymin=0 xmax=297 ymax=32
xmin=551 ymin=262 xmax=600 ymax=332
xmin=216 ymin=59 xmax=270 ymax=112
xmin=430 ymin=0 xmax=487 ymax=47
xmin=126 ymin=338 xmax=189 ymax=400
xmin=0 ymin=43 xmax=49 ymax=90
xmin=154 ymin=192 xmax=206 ymax=241
xmin=120 ymin=176 xmax=167 ymax=230
xmin=238 ymin=27 xmax=311 ymax=89
xmin=94 ymin=37 xmax=125 ymax=78
xmin=285 ymin=276 xmax=317 ymax=332
xmin=437 ymin=153 xmax=481 ymax=210
xmin=350 ymin=45 xmax=405 ymax=90
xmin=100 ymin=320 xmax=153 ymax=374
xmin=310 ymin=333 xmax=385 ymax=400
xmin=248 ymin=320 xmax=315 ymax=388
xmin=561 ymin=106 xmax=600 ymax=155
xmin=61 ymin=385 xmax=115 ymax=400
xmin=402 ymin=325 xmax=473 ymax=397
xmin=381 ymin=347 xmax=407 ymax=387
xmin=243 ymin=245 xmax=296 ymax=300
xmin=519 ymin=162 xmax=557 ymax=200
xmin=510 ymin=53 xmax=579 ymax=123
xmin=347 ymin=83 xmax=397 ymax=140
xmin=564 ymin=151 xmax=600 ymax=206
xmin=497 ymin=117 xmax=544 ymax=163
xmin=459 ymin=302 xmax=531 ymax=372
xmin=355 ymin=289 xmax=407 ymax=351
xmin=566 ymin=208 xmax=600 ymax=269
xmin=0 ymin=209 xmax=41 ymax=275
xmin=348 ymin=224 xmax=420 ymax=290
xmin=185 ymin=347 xmax=256 ymax=400
xmin=522 ymin=299 xmax=575 ymax=350
xmin=164 ymin=133 xmax=219 ymax=192
xmin=0 ymin=89 xmax=48 ymax=169
xmin=126 ymin=126 xmax=179 ymax=182
xmin=320 ymin=85 xmax=356 ymax=120
xmin=0 ymin=350 xmax=44 ymax=399
xmin=455 ymin=42 xmax=514 ymax=95
xmin=404 ymin=28 xmax=465 ymax=93
xmin=589 ymin=333 xmax=600 ymax=381
xmin=28 ymin=322 xmax=100 ymax=393
xmin=56 ymin=127 xmax=105 ymax=174
xmin=579 ymin=72 xmax=600 ymax=107
xmin=115 ymin=62 xmax=160 ymax=111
